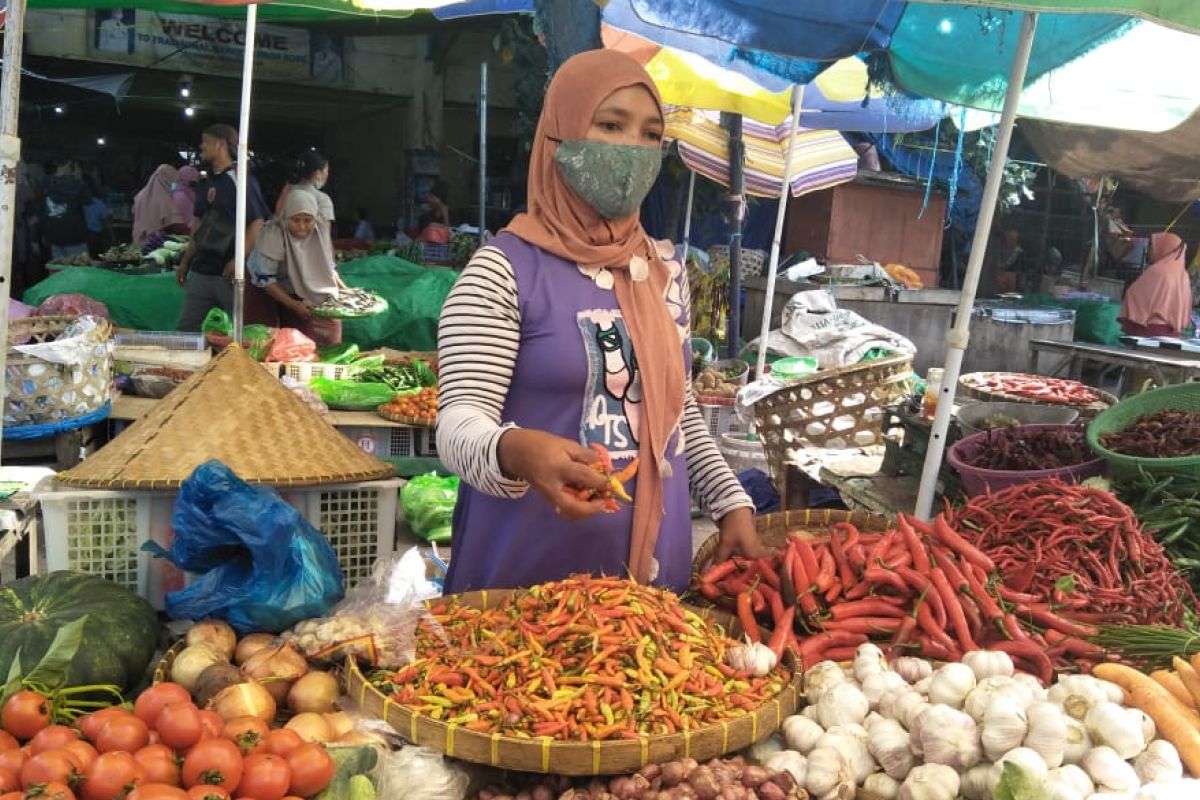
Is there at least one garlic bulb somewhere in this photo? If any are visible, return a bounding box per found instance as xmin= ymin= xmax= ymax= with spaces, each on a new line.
xmin=1049 ymin=765 xmax=1095 ymax=796
xmin=805 ymin=746 xmax=852 ymax=799
xmin=893 ymin=692 xmax=930 ymax=730
xmin=868 ymin=717 xmax=914 ymax=780
xmin=781 ymin=714 xmax=824 ymax=754
xmin=1013 ymin=672 xmax=1049 ymax=700
xmin=1134 ymin=740 xmax=1183 ymax=785
xmin=892 ymin=656 xmax=933 ymax=685
xmin=1096 ymin=679 xmax=1124 ymax=704
xmin=929 ymin=663 xmax=976 ymax=709
xmin=727 ymin=640 xmax=777 ymax=677
xmin=817 ymin=726 xmax=873 ymax=784
xmin=763 ymin=750 xmax=807 ymax=786
xmin=803 ymin=704 xmax=822 ymax=723
xmin=854 ymin=643 xmax=888 ymax=682
xmin=878 ymin=688 xmax=909 ymax=720
xmin=1025 ymin=700 xmax=1069 ymax=768
xmin=1128 ymin=708 xmax=1156 ymax=744
xmin=1083 ymin=746 xmax=1140 ymax=793
xmin=1086 ymin=702 xmax=1147 ymax=760
xmin=1050 ymin=675 xmax=1114 ymax=721
xmin=806 ymin=661 xmax=848 ymax=705
xmin=963 ymin=650 xmax=1015 ymax=681
xmin=1135 ymin=781 xmax=1191 ymax=800
xmin=864 ymin=772 xmax=901 ymax=800
xmin=818 ymin=682 xmax=870 ymax=728
xmin=863 ymin=671 xmax=910 ymax=708
xmin=864 ymin=711 xmax=886 ymax=731
xmin=965 ymin=676 xmax=1019 ymax=721
xmin=1044 ymin=779 xmax=1087 ymax=800
xmin=898 ymin=763 xmax=960 ymax=800
xmin=918 ymin=705 xmax=982 ymax=771
xmin=961 ymin=763 xmax=998 ymax=800
xmin=993 ymin=747 xmax=1050 ymax=785
xmin=913 ymin=676 xmax=933 ymax=695
xmin=1064 ymin=717 xmax=1093 ymax=765
xmin=748 ymin=733 xmax=785 ymax=763
xmin=982 ymin=696 xmax=1030 ymax=761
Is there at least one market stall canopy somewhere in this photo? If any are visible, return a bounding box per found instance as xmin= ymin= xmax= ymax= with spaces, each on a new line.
xmin=1020 ymin=112 xmax=1200 ymax=204
xmin=666 ymin=107 xmax=858 ymax=198
xmin=58 ymin=346 xmax=395 ymax=489
xmin=27 ymin=0 xmax=466 ymax=21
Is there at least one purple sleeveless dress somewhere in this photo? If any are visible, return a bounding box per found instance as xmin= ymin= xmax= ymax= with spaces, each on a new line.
xmin=444 ymin=232 xmax=694 ymax=593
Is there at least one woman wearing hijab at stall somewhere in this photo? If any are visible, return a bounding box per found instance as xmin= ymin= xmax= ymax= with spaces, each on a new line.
xmin=1119 ymin=231 xmax=1192 ymax=337
xmin=247 ymin=190 xmax=345 ymax=344
xmin=436 ymin=49 xmax=763 ymax=594
xmin=131 ymin=164 xmax=188 ymax=245
xmin=171 ymin=165 xmax=200 ymax=233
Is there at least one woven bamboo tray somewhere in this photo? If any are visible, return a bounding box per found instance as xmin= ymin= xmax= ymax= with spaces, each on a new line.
xmin=151 ymin=638 xmax=187 ymax=684
xmin=959 ymin=371 xmax=1116 ymax=418
xmin=6 ymin=315 xmax=113 ymax=427
xmin=376 ymin=405 xmax=433 ymax=427
xmin=346 ymin=590 xmax=800 ymax=775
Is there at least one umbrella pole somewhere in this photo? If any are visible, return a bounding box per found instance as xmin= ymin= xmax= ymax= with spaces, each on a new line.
xmin=914 ymin=11 xmax=1039 ymax=520
xmin=723 ymin=113 xmax=745 ymax=359
xmin=479 ymin=61 xmax=488 ymax=247
xmin=232 ymin=3 xmax=258 ymax=344
xmin=0 ymin=0 xmax=27 ymax=464
xmin=755 ymin=85 xmax=802 ymax=380
xmin=680 ymin=170 xmax=696 ymax=266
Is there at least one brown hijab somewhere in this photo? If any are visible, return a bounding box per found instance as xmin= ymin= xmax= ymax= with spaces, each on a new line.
xmin=505 ymin=49 xmax=685 ymax=585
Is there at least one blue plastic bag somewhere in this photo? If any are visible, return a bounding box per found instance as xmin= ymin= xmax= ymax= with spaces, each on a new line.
xmin=148 ymin=460 xmax=345 ymax=633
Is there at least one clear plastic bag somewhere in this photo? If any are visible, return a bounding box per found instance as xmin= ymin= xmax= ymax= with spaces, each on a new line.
xmin=242 ymin=324 xmax=274 ymax=362
xmin=280 ymin=376 xmax=331 ymax=418
xmin=376 ymin=747 xmax=471 ymax=800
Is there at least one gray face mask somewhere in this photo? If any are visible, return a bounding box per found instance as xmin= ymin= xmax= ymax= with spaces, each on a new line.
xmin=553 ymin=139 xmax=663 ymax=220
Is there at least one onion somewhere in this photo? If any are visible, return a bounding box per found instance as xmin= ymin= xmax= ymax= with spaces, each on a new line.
xmin=241 ymin=643 xmax=308 ymax=703
xmin=171 ymin=643 xmax=226 ymax=692
xmin=194 ymin=662 xmax=242 ymax=707
xmin=235 ymin=633 xmax=278 ymax=665
xmin=287 ymin=672 xmax=339 ymax=714
xmin=285 ymin=712 xmax=332 ymax=742
xmin=187 ymin=620 xmax=238 ymax=660
xmin=323 ymin=710 xmax=354 ymax=739
xmin=336 ymin=730 xmax=387 ymax=747
xmin=209 ymin=681 xmax=277 ymax=723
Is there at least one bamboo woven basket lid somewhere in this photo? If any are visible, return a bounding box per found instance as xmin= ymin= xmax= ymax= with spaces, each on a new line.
xmin=58 ymin=345 xmax=395 ymax=489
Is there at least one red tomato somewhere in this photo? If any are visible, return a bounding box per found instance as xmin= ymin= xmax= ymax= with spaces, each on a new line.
xmin=0 ymin=767 xmax=15 ymax=793
xmin=133 ymin=685 xmax=192 ymax=729
xmin=181 ymin=740 xmax=241 ymax=793
xmin=0 ymin=792 xmax=21 ymax=800
xmin=0 ymin=732 xmax=17 ymax=753
xmin=31 ymin=781 xmax=76 ymax=800
xmin=1 ymin=691 xmax=51 ymax=742
xmin=235 ymin=754 xmax=289 ymax=800
xmin=20 ymin=748 xmax=81 ymax=789
xmin=154 ymin=705 xmax=202 ymax=752
xmin=78 ymin=709 xmax=130 ymax=745
xmin=127 ymin=784 xmax=190 ymax=800
xmin=187 ymin=787 xmax=231 ymax=800
xmin=220 ymin=719 xmax=269 ymax=757
xmin=80 ymin=751 xmax=144 ymax=800
xmin=0 ymin=749 xmax=26 ymax=776
xmin=95 ymin=716 xmax=150 ymax=754
xmin=196 ymin=713 xmax=223 ymax=742
xmin=133 ymin=745 xmax=181 ymax=787
xmin=284 ymin=745 xmax=333 ymax=798
xmin=260 ymin=732 xmax=301 ymax=761
xmin=30 ymin=727 xmax=81 ymax=756
xmin=61 ymin=742 xmax=97 ymax=775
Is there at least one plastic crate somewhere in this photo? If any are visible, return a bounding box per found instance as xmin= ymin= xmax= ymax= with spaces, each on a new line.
xmin=697 ymin=396 xmax=746 ymax=436
xmin=113 ymin=331 xmax=206 ymax=351
xmin=420 ymin=243 xmax=453 ymax=264
xmin=277 ymin=362 xmax=355 ymax=383
xmin=39 ymin=478 xmax=402 ymax=609
xmin=341 ymin=425 xmax=436 ymax=459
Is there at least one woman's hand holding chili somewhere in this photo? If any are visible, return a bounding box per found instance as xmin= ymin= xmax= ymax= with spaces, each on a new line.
xmin=498 ymin=429 xmax=611 ymax=520
xmin=714 ymin=506 xmax=768 ymax=563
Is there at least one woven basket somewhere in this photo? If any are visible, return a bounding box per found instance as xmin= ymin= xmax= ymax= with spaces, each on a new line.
xmin=691 ymin=508 xmax=891 ymax=585
xmin=5 ymin=316 xmax=113 ymax=428
xmin=959 ymin=372 xmax=1116 ymax=418
xmin=1087 ymin=382 xmax=1200 ymax=480
xmin=151 ymin=638 xmax=187 ymax=684
xmin=376 ymin=405 xmax=434 ymax=427
xmin=346 ymin=591 xmax=800 ymax=775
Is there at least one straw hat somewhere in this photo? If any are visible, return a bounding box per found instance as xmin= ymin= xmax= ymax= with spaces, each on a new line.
xmin=59 ymin=346 xmax=395 ymax=489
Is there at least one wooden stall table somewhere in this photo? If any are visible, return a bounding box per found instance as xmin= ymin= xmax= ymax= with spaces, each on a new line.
xmin=1122 ymin=335 xmax=1200 ymax=362
xmin=1028 ymin=338 xmax=1200 ymax=388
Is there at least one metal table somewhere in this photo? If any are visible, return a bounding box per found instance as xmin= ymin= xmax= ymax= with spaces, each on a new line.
xmin=1028 ymin=339 xmax=1200 ymax=387
xmin=0 ymin=492 xmax=41 ymax=581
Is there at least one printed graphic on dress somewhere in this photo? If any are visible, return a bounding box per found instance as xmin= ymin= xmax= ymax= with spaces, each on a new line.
xmin=577 ymin=310 xmax=642 ymax=460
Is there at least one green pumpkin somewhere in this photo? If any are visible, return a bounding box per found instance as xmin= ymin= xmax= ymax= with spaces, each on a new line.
xmin=0 ymin=571 xmax=159 ymax=690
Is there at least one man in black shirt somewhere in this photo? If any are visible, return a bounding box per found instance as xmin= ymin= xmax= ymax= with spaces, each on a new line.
xmin=175 ymin=123 xmax=269 ymax=331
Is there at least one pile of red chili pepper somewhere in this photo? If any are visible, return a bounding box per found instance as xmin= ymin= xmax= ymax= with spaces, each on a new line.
xmin=368 ymin=576 xmax=791 ymax=741
xmin=1099 ymin=408 xmax=1200 ymax=458
xmin=967 ymin=372 xmax=1101 ymax=406
xmin=697 ymin=509 xmax=1124 ymax=682
xmin=959 ymin=424 xmax=1092 ymax=471
xmin=952 ymin=479 xmax=1196 ymax=630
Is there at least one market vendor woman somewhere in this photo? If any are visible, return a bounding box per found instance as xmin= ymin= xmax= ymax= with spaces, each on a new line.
xmin=437 ymin=50 xmax=763 ymax=593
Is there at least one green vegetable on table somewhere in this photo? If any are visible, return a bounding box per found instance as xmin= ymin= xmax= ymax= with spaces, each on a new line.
xmin=351 ymin=359 xmax=437 ymax=393
xmin=313 ymin=744 xmax=379 ymax=800
xmin=1116 ymin=470 xmax=1200 ymax=591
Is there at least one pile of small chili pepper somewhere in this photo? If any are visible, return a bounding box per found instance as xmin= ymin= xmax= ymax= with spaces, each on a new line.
xmin=697 ymin=510 xmax=1121 ymax=682
xmin=952 ymin=479 xmax=1196 ymax=631
xmin=564 ymin=444 xmax=638 ymax=513
xmin=959 ymin=424 xmax=1092 ymax=471
xmin=368 ymin=576 xmax=791 ymax=741
xmin=1099 ymin=408 xmax=1200 ymax=458
xmin=967 ymin=372 xmax=1101 ymax=405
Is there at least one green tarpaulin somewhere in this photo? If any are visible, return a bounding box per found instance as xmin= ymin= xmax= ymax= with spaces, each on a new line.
xmin=27 ymin=0 xmax=427 ymax=21
xmin=24 ymin=270 xmax=185 ymax=331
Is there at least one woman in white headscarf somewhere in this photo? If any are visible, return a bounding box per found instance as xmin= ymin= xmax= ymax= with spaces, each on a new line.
xmin=247 ymin=190 xmax=345 ymax=344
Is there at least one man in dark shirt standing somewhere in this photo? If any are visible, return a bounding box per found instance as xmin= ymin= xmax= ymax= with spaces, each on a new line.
xmin=176 ymin=123 xmax=269 ymax=331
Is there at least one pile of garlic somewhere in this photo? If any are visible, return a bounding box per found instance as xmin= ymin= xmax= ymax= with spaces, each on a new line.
xmin=751 ymin=645 xmax=1200 ymax=800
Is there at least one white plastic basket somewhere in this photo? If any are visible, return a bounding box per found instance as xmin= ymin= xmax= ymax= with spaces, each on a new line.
xmin=719 ymin=432 xmax=768 ymax=475
xmin=277 ymin=362 xmax=355 ymax=383
xmin=342 ymin=425 xmax=436 ymax=459
xmin=113 ymin=332 xmax=206 ymax=351
xmin=39 ymin=478 xmax=402 ymax=609
xmin=697 ymin=396 xmax=746 ymax=436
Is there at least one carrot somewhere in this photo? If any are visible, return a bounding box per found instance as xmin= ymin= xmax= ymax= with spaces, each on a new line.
xmin=1094 ymin=663 xmax=1200 ymax=775
xmin=1152 ymin=669 xmax=1198 ymax=710
xmin=1173 ymin=658 xmax=1200 ymax=710
xmin=1191 ymin=651 xmax=1200 ymax=678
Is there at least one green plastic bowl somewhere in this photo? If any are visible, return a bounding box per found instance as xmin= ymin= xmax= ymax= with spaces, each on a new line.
xmin=1087 ymin=382 xmax=1200 ymax=479
xmin=771 ymin=356 xmax=818 ymax=380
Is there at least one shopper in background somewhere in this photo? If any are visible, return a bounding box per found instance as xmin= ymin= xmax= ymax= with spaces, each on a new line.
xmin=275 ymin=150 xmax=334 ymax=234
xmin=42 ymin=159 xmax=92 ymax=261
xmin=1119 ymin=231 xmax=1191 ymax=337
xmin=175 ymin=123 xmax=270 ymax=331
xmin=82 ymin=175 xmax=111 ymax=259
xmin=353 ymin=207 xmax=374 ymax=242
xmin=132 ymin=164 xmax=189 ymax=246
xmin=172 ymin=165 xmax=200 ymax=233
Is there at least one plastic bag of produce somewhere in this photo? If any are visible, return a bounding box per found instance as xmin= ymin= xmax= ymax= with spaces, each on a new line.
xmin=202 ymin=307 xmax=232 ymax=338
xmin=309 ymin=376 xmax=396 ymax=410
xmin=35 ymin=293 xmax=110 ymax=320
xmin=242 ymin=324 xmax=274 ymax=361
xmin=319 ymin=342 xmax=360 ymax=364
xmin=376 ymin=746 xmax=471 ymax=800
xmin=149 ymin=460 xmax=345 ymax=633
xmin=267 ymin=327 xmax=318 ymax=363
xmin=400 ymin=473 xmax=459 ymax=543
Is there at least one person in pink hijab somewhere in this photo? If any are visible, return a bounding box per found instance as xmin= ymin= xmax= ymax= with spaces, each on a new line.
xmin=172 ymin=165 xmax=200 ymax=234
xmin=1119 ymin=232 xmax=1191 ymax=337
xmin=132 ymin=164 xmax=189 ymax=245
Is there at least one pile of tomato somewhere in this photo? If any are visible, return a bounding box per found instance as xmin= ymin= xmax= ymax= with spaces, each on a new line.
xmin=0 ymin=684 xmax=335 ymax=800
xmin=379 ymin=387 xmax=437 ymax=426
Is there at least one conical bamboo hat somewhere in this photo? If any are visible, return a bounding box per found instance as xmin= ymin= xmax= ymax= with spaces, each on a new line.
xmin=59 ymin=346 xmax=394 ymax=489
